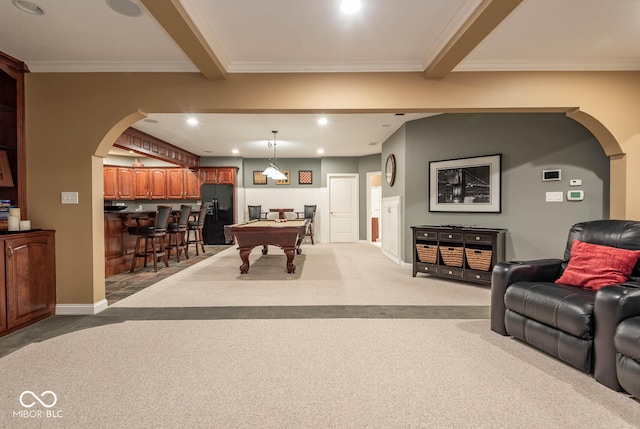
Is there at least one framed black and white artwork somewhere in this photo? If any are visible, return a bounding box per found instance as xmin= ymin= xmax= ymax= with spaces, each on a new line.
xmin=429 ymin=154 xmax=501 ymax=213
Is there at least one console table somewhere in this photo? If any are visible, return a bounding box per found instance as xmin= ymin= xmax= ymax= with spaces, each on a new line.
xmin=411 ymin=225 xmax=506 ymax=285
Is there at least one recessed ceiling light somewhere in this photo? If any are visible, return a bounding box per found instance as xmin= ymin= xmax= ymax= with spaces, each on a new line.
xmin=317 ymin=117 xmax=328 ymax=126
xmin=368 ymin=142 xmax=378 ymax=146
xmin=12 ymin=0 xmax=45 ymax=15
xmin=143 ymin=118 xmax=159 ymax=123
xmin=203 ymin=150 xmax=213 ymax=153
xmin=382 ymin=124 xmax=391 ymax=128
xmin=340 ymin=0 xmax=361 ymax=14
xmin=106 ymin=0 xmax=144 ymax=17
xmin=187 ymin=117 xmax=198 ymax=126
xmin=231 ymin=149 xmax=239 ymax=154
xmin=317 ymin=149 xmax=325 ymax=154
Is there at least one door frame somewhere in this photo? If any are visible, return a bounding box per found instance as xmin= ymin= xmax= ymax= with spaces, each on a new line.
xmin=366 ymin=171 xmax=382 ymax=244
xmin=327 ymin=173 xmax=359 ymax=243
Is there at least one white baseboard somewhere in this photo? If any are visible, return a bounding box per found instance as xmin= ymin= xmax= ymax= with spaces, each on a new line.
xmin=56 ymin=299 xmax=109 ymax=315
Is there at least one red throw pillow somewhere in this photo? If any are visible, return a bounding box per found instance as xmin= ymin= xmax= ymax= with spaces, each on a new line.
xmin=555 ymin=239 xmax=640 ymax=290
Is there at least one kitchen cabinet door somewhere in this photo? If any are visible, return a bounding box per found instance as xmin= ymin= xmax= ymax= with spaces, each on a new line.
xmin=166 ymin=169 xmax=185 ymax=199
xmin=117 ymin=167 xmax=135 ymax=200
xmin=104 ymin=166 xmax=118 ymax=199
xmin=149 ymin=168 xmax=167 ymax=199
xmin=133 ymin=168 xmax=151 ymax=199
xmin=184 ymin=169 xmax=201 ymax=199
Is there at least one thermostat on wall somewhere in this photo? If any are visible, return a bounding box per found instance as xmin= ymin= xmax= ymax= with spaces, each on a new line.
xmin=567 ymin=190 xmax=584 ymax=201
xmin=542 ymin=169 xmax=561 ymax=181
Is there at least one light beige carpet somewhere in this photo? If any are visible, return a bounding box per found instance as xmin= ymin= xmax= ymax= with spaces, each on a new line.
xmin=112 ymin=243 xmax=491 ymax=308
xmin=2 ymin=243 xmax=639 ymax=428
xmin=1 ymin=319 xmax=639 ymax=428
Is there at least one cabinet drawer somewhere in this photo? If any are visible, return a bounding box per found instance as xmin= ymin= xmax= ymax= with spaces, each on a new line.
xmin=438 ymin=266 xmax=463 ymax=278
xmin=415 ymin=230 xmax=438 ymax=240
xmin=464 ymin=270 xmax=492 ymax=283
xmin=416 ymin=263 xmax=437 ymax=274
xmin=464 ymin=232 xmax=494 ymax=245
xmin=439 ymin=232 xmax=463 ymax=242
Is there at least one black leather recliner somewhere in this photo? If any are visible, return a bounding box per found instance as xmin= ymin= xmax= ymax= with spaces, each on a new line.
xmin=491 ymin=219 xmax=640 ymax=392
xmin=602 ymin=285 xmax=640 ymax=395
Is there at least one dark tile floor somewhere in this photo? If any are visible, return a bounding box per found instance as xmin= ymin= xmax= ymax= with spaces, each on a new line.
xmin=105 ymin=244 xmax=231 ymax=305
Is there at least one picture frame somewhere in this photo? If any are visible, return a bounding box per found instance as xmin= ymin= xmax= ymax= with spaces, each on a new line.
xmin=276 ymin=170 xmax=290 ymax=185
xmin=253 ymin=171 xmax=267 ymax=185
xmin=0 ymin=150 xmax=14 ymax=187
xmin=429 ymin=154 xmax=501 ymax=213
xmin=298 ymin=170 xmax=313 ymax=185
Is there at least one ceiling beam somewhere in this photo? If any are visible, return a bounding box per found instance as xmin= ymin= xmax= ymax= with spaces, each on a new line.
xmin=424 ymin=0 xmax=523 ymax=79
xmin=141 ymin=0 xmax=227 ymax=80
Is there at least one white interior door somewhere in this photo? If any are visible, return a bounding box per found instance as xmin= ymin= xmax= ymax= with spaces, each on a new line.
xmin=329 ymin=174 xmax=358 ymax=242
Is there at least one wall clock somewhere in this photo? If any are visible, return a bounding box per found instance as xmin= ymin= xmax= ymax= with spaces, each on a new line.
xmin=385 ymin=154 xmax=396 ymax=186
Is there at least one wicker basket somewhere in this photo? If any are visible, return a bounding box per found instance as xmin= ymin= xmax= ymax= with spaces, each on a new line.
xmin=440 ymin=246 xmax=463 ymax=267
xmin=465 ymin=248 xmax=493 ymax=271
xmin=416 ymin=244 xmax=438 ymax=264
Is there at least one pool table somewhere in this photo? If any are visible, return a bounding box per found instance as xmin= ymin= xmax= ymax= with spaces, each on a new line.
xmin=227 ymin=218 xmax=310 ymax=274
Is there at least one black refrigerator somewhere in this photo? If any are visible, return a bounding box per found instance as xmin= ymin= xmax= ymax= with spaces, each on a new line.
xmin=201 ymin=184 xmax=234 ymax=244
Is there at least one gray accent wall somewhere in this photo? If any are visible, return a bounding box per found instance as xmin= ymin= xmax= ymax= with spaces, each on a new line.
xmin=401 ymin=113 xmax=609 ymax=262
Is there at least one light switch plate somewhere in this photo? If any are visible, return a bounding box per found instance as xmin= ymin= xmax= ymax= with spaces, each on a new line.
xmin=569 ymin=179 xmax=582 ymax=186
xmin=545 ymin=191 xmax=563 ymax=202
xmin=61 ymin=191 xmax=79 ymax=204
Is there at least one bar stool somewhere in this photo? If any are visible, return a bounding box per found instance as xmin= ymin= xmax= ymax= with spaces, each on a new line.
xmin=166 ymin=204 xmax=192 ymax=262
xmin=186 ymin=204 xmax=207 ymax=256
xmin=129 ymin=205 xmax=172 ymax=272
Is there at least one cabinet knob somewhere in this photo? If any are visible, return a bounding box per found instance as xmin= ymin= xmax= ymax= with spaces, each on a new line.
xmin=448 ymin=234 xmax=452 ymax=238
xmin=8 ymin=246 xmax=13 ymax=257
xmin=448 ymin=270 xmax=453 ymax=275
xmin=476 ymin=274 xmax=481 ymax=279
xmin=475 ymin=236 xmax=480 ymax=241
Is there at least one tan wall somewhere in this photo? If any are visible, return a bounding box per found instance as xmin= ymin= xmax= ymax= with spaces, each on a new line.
xmin=23 ymin=71 xmax=640 ymax=305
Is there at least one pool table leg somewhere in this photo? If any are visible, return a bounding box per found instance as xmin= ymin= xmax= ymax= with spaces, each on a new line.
xmin=284 ymin=248 xmax=296 ymax=273
xmin=239 ymin=248 xmax=251 ymax=274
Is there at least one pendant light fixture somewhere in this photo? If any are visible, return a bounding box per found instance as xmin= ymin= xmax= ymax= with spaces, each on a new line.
xmin=262 ymin=131 xmax=287 ymax=180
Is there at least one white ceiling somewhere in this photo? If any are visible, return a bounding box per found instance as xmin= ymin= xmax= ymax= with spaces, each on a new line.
xmin=1 ymin=0 xmax=639 ymax=159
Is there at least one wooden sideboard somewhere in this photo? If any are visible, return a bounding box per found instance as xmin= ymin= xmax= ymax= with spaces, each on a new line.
xmin=411 ymin=225 xmax=506 ymax=285
xmin=0 ymin=230 xmax=56 ymax=337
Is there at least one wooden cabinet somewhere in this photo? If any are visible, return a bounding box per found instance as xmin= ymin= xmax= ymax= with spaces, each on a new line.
xmin=103 ymin=166 xmax=134 ymax=199
xmin=411 ymin=225 xmax=506 ymax=285
xmin=0 ymin=52 xmax=28 ymax=215
xmin=104 ymin=212 xmax=141 ymax=277
xmin=202 ymin=167 xmax=235 ymax=184
xmin=103 ymin=166 xmax=235 ymax=200
xmin=117 ymin=167 xmax=134 ymax=199
xmin=132 ymin=168 xmax=150 ymax=199
xmin=103 ymin=166 xmax=118 ymax=199
xmin=149 ymin=168 xmax=167 ymax=199
xmin=1 ymin=230 xmax=56 ymax=336
xmin=166 ymin=168 xmax=185 ymax=199
xmin=184 ymin=169 xmax=201 ymax=199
